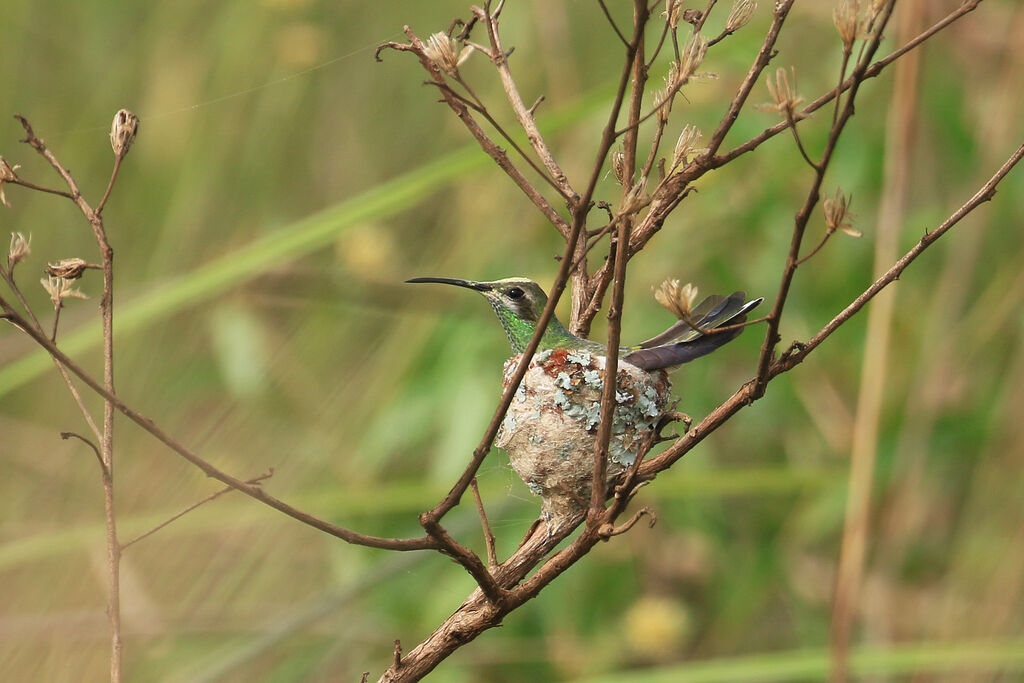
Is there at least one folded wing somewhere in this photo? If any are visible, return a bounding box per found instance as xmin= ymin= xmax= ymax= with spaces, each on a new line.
xmin=624 ymin=293 xmax=763 ymax=371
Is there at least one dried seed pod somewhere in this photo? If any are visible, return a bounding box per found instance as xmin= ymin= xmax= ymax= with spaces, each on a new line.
xmin=423 ymin=32 xmax=460 ymax=76
xmin=45 ymin=257 xmax=91 ymax=279
xmin=653 ymin=279 xmax=698 ymax=320
xmin=0 ymin=157 xmax=20 ymax=208
xmin=726 ymin=0 xmax=758 ymax=32
xmin=8 ymin=232 xmax=31 ymax=266
xmin=110 ymin=109 xmax=140 ymax=159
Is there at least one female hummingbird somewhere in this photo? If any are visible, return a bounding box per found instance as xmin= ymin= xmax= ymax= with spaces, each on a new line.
xmin=406 ymin=277 xmax=761 ymax=371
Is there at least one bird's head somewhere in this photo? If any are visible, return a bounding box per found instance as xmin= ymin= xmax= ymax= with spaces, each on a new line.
xmin=406 ymin=276 xmax=563 ymax=352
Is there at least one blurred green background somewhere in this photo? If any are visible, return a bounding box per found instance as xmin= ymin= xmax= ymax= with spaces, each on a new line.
xmin=2 ymin=1 xmax=1023 ymax=680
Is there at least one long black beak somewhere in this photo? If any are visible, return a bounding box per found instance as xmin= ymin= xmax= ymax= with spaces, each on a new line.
xmin=405 ymin=277 xmax=492 ymax=292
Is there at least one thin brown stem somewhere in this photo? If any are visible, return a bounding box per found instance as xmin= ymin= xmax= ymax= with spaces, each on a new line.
xmin=10 ymin=177 xmax=74 ymax=199
xmin=590 ymin=0 xmax=648 ymax=524
xmin=50 ymin=303 xmax=62 ymax=342
xmin=441 ymin=77 xmax=568 ymax=198
xmin=832 ymin=49 xmax=852 ymax=127
xmin=598 ymin=0 xmax=629 ymax=47
xmin=60 ymin=431 xmax=106 ymax=475
xmin=96 ymin=154 xmax=123 ymax=215
xmin=378 ymin=34 xmax=572 ymax=238
xmin=694 ymin=0 xmax=719 ymax=32
xmin=640 ymin=142 xmax=1024 ymax=480
xmin=705 ymin=0 xmax=793 ymax=158
xmin=794 ymin=231 xmax=834 ymax=266
xmin=121 ymin=470 xmax=275 ymax=551
xmin=784 ymin=108 xmax=819 ymax=170
xmin=753 ymin=1 xmax=896 ymax=394
xmin=2 ymin=263 xmax=103 ymax=442
xmin=713 ymin=0 xmax=983 ymax=167
xmin=0 ymin=298 xmax=438 ymax=551
xmin=481 ymin=3 xmax=577 ymax=202
xmin=470 ymin=478 xmax=499 ymax=568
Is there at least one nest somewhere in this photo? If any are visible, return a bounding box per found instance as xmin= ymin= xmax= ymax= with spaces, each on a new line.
xmin=495 ymin=349 xmax=672 ymax=520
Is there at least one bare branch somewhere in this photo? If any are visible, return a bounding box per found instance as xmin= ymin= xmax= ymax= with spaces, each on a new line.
xmin=598 ymin=0 xmax=629 ymax=47
xmin=713 ymin=0 xmax=983 ymax=167
xmin=0 ymin=301 xmax=439 ymax=552
xmin=121 ymin=470 xmax=275 ymax=550
xmin=478 ymin=4 xmax=578 ymax=202
xmin=60 ymin=431 xmax=106 ymax=475
xmin=753 ymin=2 xmax=897 ymax=394
xmin=470 ymin=478 xmax=498 ymax=567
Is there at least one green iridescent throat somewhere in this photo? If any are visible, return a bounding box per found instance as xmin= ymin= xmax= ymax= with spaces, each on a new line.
xmin=488 ymin=300 xmax=602 ymax=354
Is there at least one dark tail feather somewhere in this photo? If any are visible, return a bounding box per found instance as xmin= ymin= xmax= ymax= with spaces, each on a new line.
xmin=623 ymin=315 xmax=748 ymax=370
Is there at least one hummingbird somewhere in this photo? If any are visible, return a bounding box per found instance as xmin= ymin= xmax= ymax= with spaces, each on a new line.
xmin=406 ymin=277 xmax=762 ymax=372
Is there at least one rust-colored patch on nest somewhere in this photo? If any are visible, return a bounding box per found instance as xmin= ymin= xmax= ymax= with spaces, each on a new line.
xmin=540 ymin=349 xmax=572 ymax=377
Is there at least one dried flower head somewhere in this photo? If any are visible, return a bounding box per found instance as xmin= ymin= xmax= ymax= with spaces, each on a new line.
xmin=671 ymin=124 xmax=704 ymax=172
xmin=765 ymin=66 xmax=804 ymax=118
xmin=833 ymin=0 xmax=860 ymax=50
xmin=865 ymin=0 xmax=890 ymax=33
xmin=678 ymin=31 xmax=708 ymax=83
xmin=652 ymin=84 xmax=673 ymax=124
xmin=46 ymin=257 xmax=93 ymax=280
xmin=40 ymin=275 xmax=89 ymax=308
xmin=823 ymin=188 xmax=861 ymax=237
xmin=662 ymin=0 xmax=684 ymax=29
xmin=621 ymin=177 xmax=650 ymax=216
xmin=0 ymin=157 xmax=21 ymax=208
xmin=682 ymin=8 xmax=704 ymax=25
xmin=110 ymin=109 xmax=139 ymax=160
xmin=8 ymin=232 xmax=31 ymax=267
xmin=423 ymin=32 xmax=460 ymax=76
xmin=653 ymin=279 xmax=698 ymax=320
xmin=726 ymin=0 xmax=757 ymax=32
xmin=612 ymin=149 xmax=627 ymax=185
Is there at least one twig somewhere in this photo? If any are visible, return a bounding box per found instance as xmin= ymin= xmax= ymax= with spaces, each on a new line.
xmin=16 ymin=113 xmax=126 ymax=681
xmin=830 ymin=8 xmax=924 ymax=675
xmin=60 ymin=431 xmax=106 ymax=475
xmin=794 ymin=231 xmax=834 ymax=266
xmin=576 ymin=0 xmax=795 ymax=335
xmin=419 ymin=516 xmax=507 ymax=605
xmin=639 ymin=142 xmax=1024 ymax=480
xmin=597 ymin=507 xmax=656 ymax=539
xmin=598 ymin=0 xmax=629 ymax=47
xmin=377 ymin=35 xmax=572 ymax=239
xmin=705 ymin=0 xmax=794 ymax=159
xmin=784 ymin=107 xmax=819 ymax=170
xmin=694 ymin=0 xmax=719 ymax=32
xmin=96 ymin=154 xmax=122 ymax=215
xmin=712 ymin=0 xmax=984 ymax=168
xmin=120 ymin=470 xmax=275 ymax=551
xmin=479 ymin=3 xmax=578 ymax=202
xmin=752 ymin=2 xmax=897 ymax=395
xmin=470 ymin=478 xmax=498 ymax=567
xmin=9 ymin=177 xmax=74 ymax=199
xmin=431 ymin=78 xmax=567 ymax=198
xmin=590 ymin=0 xmax=649 ymax=523
xmin=50 ymin=303 xmax=62 ymax=342
xmin=0 ymin=298 xmax=440 ymax=552
xmin=1 ymin=269 xmax=103 ymax=442
xmin=781 ymin=157 xmax=1024 ymax=369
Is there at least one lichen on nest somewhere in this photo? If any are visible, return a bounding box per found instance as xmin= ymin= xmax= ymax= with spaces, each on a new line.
xmin=495 ymin=349 xmax=672 ymax=519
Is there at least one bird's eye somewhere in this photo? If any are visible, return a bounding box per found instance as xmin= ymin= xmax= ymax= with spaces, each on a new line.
xmin=507 ymin=287 xmax=525 ymax=300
